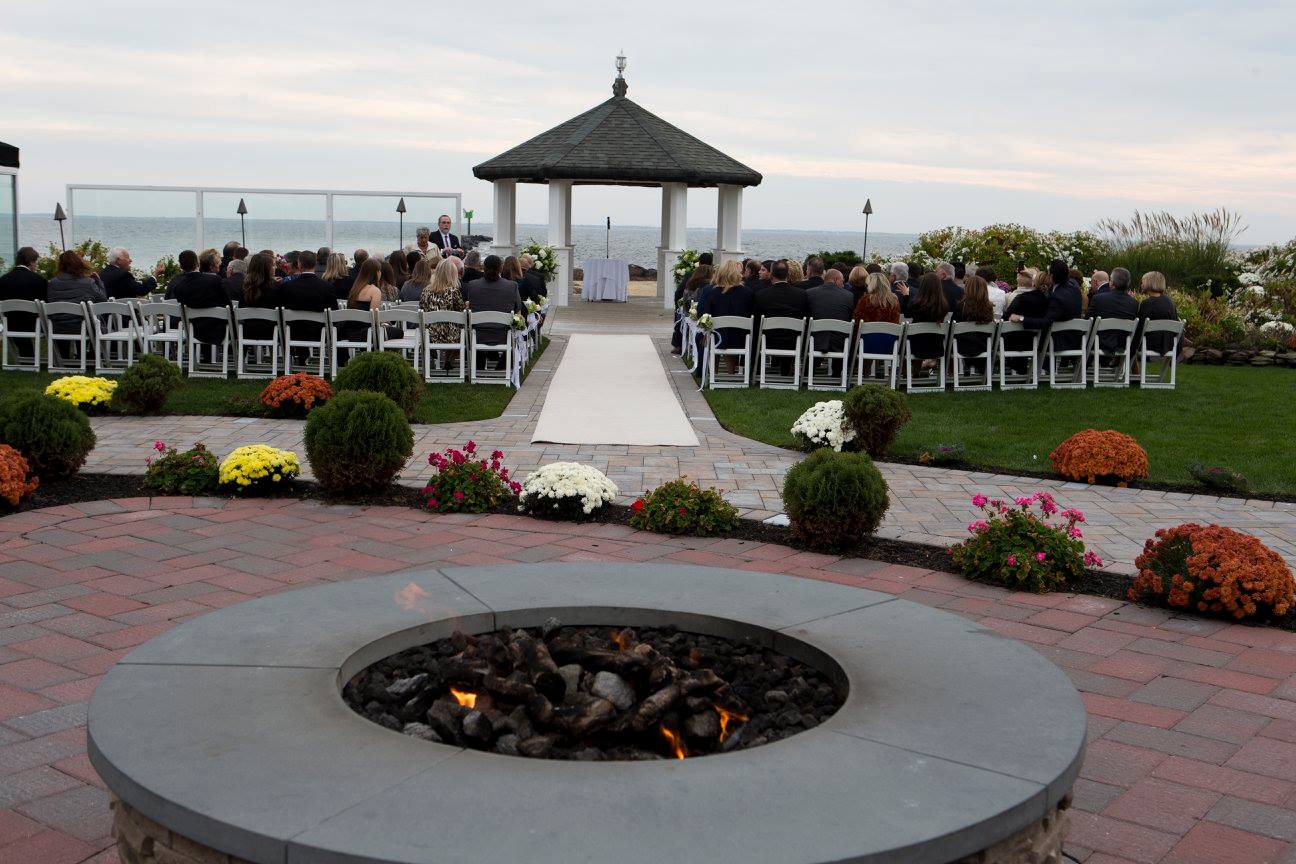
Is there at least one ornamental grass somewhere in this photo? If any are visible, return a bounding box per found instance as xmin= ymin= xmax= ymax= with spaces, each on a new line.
xmin=1129 ymin=523 xmax=1294 ymax=621
xmin=1049 ymin=429 xmax=1149 ymax=486
xmin=44 ymin=375 xmax=117 ymax=412
xmin=260 ymin=373 xmax=333 ymax=418
xmin=218 ymin=444 xmax=300 ymax=495
xmin=0 ymin=444 xmax=38 ymax=510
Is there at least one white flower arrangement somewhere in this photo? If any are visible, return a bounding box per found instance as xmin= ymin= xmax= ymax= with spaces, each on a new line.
xmin=510 ymin=313 xmax=527 ymax=330
xmin=790 ymin=400 xmax=856 ymax=452
xmin=672 ymin=249 xmax=700 ymax=280
xmin=520 ymin=241 xmax=558 ymax=282
xmin=688 ymin=303 xmax=699 ymax=322
xmin=519 ymin=462 xmax=619 ymax=516
xmin=524 ymin=299 xmax=540 ymax=314
xmin=697 ymin=313 xmax=714 ymax=331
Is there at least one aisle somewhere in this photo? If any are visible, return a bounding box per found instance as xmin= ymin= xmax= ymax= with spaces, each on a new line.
xmin=531 ymin=333 xmax=700 ymax=446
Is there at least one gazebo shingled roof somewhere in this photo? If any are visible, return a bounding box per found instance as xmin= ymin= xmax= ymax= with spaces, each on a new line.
xmin=0 ymin=141 xmax=17 ymax=169
xmin=473 ymin=86 xmax=761 ymax=189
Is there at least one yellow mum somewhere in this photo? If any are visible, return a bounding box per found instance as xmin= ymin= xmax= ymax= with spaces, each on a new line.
xmin=219 ymin=445 xmax=300 ymax=493
xmin=44 ymin=376 xmax=117 ymax=408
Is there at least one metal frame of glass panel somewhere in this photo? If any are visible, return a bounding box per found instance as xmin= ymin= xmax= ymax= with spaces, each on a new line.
xmin=65 ymin=185 xmax=462 ymax=251
xmin=0 ymin=169 xmax=17 ymax=267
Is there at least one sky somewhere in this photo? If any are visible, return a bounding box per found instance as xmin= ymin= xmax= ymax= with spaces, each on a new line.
xmin=5 ymin=0 xmax=1296 ymax=243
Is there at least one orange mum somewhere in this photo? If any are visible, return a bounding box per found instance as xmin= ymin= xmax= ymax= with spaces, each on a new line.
xmin=1050 ymin=429 xmax=1149 ymax=486
xmin=260 ymin=373 xmax=334 ymax=417
xmin=0 ymin=444 xmax=39 ymax=509
xmin=1129 ymin=523 xmax=1294 ymax=621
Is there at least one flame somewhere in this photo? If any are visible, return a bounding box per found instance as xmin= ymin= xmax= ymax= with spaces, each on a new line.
xmin=609 ymin=629 xmax=632 ymax=652
xmin=715 ymin=705 xmax=750 ymax=743
xmin=395 ymin=582 xmax=429 ymax=613
xmin=660 ymin=724 xmax=687 ymax=760
xmin=449 ymin=687 xmax=477 ymax=709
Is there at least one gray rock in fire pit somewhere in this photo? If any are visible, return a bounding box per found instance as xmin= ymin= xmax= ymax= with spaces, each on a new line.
xmin=590 ymin=670 xmax=635 ymax=710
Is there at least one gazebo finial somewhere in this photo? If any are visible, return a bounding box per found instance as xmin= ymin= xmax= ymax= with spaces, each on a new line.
xmin=613 ymin=51 xmax=627 ymax=98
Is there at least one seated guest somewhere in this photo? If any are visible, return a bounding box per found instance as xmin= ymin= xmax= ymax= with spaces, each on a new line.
xmin=280 ymin=249 xmax=336 ymax=347
xmin=461 ymin=251 xmax=484 ymax=285
xmin=421 ymin=258 xmax=466 ymax=366
xmin=388 ymin=251 xmax=409 ymax=291
xmin=758 ymin=260 xmax=773 ymax=289
xmin=338 ymin=258 xmax=383 ymax=350
xmin=1004 ymin=269 xmax=1036 ymax=307
xmin=806 ymin=266 xmax=854 ymax=371
xmin=283 ymin=251 xmax=301 ymax=280
xmin=1089 ymin=270 xmax=1111 ymax=300
xmin=699 ymin=260 xmax=753 ymax=372
xmin=906 ymin=262 xmax=925 ymax=292
xmin=1137 ymin=271 xmax=1179 ymax=356
xmin=800 ymin=256 xmax=825 ymax=290
xmin=680 ymin=264 xmax=713 ymax=315
xmin=905 ymin=273 xmax=950 ymax=364
xmin=405 ymin=250 xmax=422 ymax=273
xmin=1010 ymin=259 xmax=1082 ymax=354
xmin=351 ymin=249 xmax=369 ymax=275
xmin=886 ymin=262 xmax=911 ymax=313
xmin=413 ymin=227 xmax=434 ymax=257
xmin=237 ymin=253 xmax=283 ymax=340
xmin=223 ymin=258 xmax=247 ymax=303
xmin=0 ymin=247 xmax=48 ymax=354
xmin=833 ymin=263 xmax=853 ymax=289
xmin=936 ymin=261 xmax=963 ymax=310
xmin=741 ymin=259 xmax=762 ymax=290
xmin=378 ymin=261 xmax=399 ymax=302
xmin=101 ymin=247 xmax=156 ymax=298
xmin=315 ymin=247 xmax=330 ymax=275
xmin=785 ymin=258 xmax=805 ymax=287
xmin=752 ymin=260 xmax=809 ymax=374
xmin=852 ymin=271 xmax=901 ymax=377
xmin=400 ymin=258 xmax=434 ymax=302
xmin=518 ymin=254 xmax=546 ymax=303
xmin=323 ymin=252 xmax=352 ymax=299
xmin=220 ymin=240 xmax=240 ymax=275
xmin=953 ymin=275 xmax=996 ymax=370
xmin=47 ymin=251 xmax=106 ymax=334
xmin=952 ymin=261 xmax=967 ymax=290
xmin=1002 ymin=270 xmax=1051 ymax=369
xmin=1087 ymin=266 xmax=1138 ymax=357
xmin=975 ymin=266 xmax=1006 ymax=319
xmin=501 ymin=256 xmax=527 ymax=300
xmin=462 ymin=255 xmax=523 ymax=364
xmin=169 ymin=249 xmax=231 ymax=344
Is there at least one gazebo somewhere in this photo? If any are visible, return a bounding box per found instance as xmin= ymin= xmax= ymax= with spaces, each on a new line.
xmin=0 ymin=141 xmax=17 ymax=270
xmin=472 ymin=57 xmax=762 ymax=308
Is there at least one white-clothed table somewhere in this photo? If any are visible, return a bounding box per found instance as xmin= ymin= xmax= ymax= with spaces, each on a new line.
xmin=583 ymin=258 xmax=630 ymax=302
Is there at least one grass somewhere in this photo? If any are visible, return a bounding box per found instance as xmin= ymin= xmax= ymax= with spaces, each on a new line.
xmin=0 ymin=338 xmax=548 ymax=426
xmin=703 ymin=365 xmax=1296 ymax=494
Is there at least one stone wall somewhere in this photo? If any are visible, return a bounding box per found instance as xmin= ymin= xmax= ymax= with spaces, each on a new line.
xmin=955 ymin=797 xmax=1071 ymax=864
xmin=111 ymin=794 xmax=254 ymax=864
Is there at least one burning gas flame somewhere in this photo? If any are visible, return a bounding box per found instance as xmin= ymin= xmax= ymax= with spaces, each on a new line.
xmin=660 ymin=724 xmax=687 ymax=760
xmin=715 ymin=705 xmax=750 ymax=743
xmin=449 ymin=687 xmax=477 ymax=709
xmin=609 ymin=629 xmax=632 ymax=652
xmin=395 ymin=582 xmax=429 ymax=613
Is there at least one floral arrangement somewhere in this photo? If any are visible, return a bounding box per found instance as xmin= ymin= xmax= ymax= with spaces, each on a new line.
xmin=918 ymin=443 xmax=966 ymax=465
xmin=791 ymin=400 xmax=856 ymax=452
xmin=1129 ymin=523 xmax=1293 ymax=621
xmin=524 ymin=299 xmax=541 ymax=315
xmin=1050 ymin=429 xmax=1149 ymax=486
xmin=0 ymin=444 xmax=38 ymax=510
xmin=218 ymin=444 xmax=300 ymax=494
xmin=35 ymin=240 xmax=109 ymax=281
xmin=697 ymin=313 xmax=714 ymax=331
xmin=630 ymin=479 xmax=738 ymax=536
xmin=421 ymin=441 xmax=520 ymax=513
xmin=260 ymin=373 xmax=333 ymax=418
xmin=672 ymin=249 xmax=700 ymax=281
xmin=518 ymin=461 xmax=618 ymax=519
xmin=520 ymin=241 xmax=558 ymax=282
xmin=687 ymin=303 xmax=699 ymax=322
xmin=151 ymin=254 xmax=182 ymax=289
xmin=143 ymin=440 xmax=219 ymax=496
xmin=510 ymin=313 xmax=527 ymax=331
xmin=950 ymin=492 xmax=1103 ymax=593
xmin=44 ymin=376 xmax=117 ymax=411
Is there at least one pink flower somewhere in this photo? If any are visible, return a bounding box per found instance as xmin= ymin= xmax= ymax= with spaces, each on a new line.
xmin=1035 ymin=552 xmax=1047 ymax=562
xmin=1067 ymin=526 xmax=1083 ymax=539
xmin=428 ymin=498 xmax=439 ymax=507
xmin=967 ymin=520 xmax=988 ymax=533
xmin=491 ymin=450 xmax=504 ymax=460
xmin=1083 ymin=551 xmax=1104 ymax=568
xmin=971 ymin=493 xmax=988 ymax=507
xmin=465 ymin=440 xmax=477 ymax=453
xmin=153 ymin=440 xmax=166 ymax=453
xmin=1040 ymin=500 xmax=1059 ymax=516
xmin=1014 ymin=496 xmax=1032 ymax=506
xmin=1006 ymin=555 xmax=1017 ymax=566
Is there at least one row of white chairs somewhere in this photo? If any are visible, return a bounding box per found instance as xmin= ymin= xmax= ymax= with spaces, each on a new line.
xmin=694 ymin=315 xmax=1184 ymax=392
xmin=0 ymin=299 xmax=521 ymax=385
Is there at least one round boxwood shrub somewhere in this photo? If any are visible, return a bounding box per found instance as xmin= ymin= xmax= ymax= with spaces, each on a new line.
xmin=842 ymin=384 xmax=911 ymax=458
xmin=111 ymin=355 xmax=184 ymax=415
xmin=781 ymin=449 xmax=889 ymax=551
xmin=332 ymin=352 xmax=422 ymax=419
xmin=0 ymin=393 xmax=96 ymax=479
xmin=304 ymin=391 xmax=414 ymax=494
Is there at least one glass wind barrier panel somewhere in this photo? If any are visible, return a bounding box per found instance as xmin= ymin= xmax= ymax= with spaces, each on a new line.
xmin=68 ymin=188 xmax=198 ymax=268
xmin=330 ymin=194 xmax=460 ymax=257
xmin=0 ymin=175 xmax=15 ymax=270
xmin=202 ymin=192 xmax=326 ymax=256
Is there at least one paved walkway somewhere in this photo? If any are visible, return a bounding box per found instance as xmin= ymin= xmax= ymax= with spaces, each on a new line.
xmin=80 ymin=314 xmax=1296 ymax=576
xmin=0 ymin=498 xmax=1293 ymax=863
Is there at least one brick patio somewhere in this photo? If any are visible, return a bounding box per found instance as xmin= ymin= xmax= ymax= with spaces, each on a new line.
xmin=1 ymin=498 xmax=1294 ymax=863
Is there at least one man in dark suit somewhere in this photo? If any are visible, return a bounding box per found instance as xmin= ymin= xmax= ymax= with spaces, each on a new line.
xmin=168 ymin=249 xmax=231 ymax=345
xmin=433 ymin=214 xmax=461 ymax=256
xmin=936 ymin=261 xmax=964 ymax=310
xmin=518 ymin=254 xmax=547 ymax=303
xmin=219 ymin=241 xmax=240 ymax=277
xmin=1086 ymin=266 xmax=1137 ymax=358
xmin=800 ymin=256 xmax=825 ymax=290
xmin=280 ymin=249 xmax=335 ymax=351
xmin=753 ymin=260 xmax=810 ymax=375
xmin=223 ymin=259 xmax=248 ymax=303
xmin=461 ymin=251 xmax=484 ymax=287
xmin=0 ymin=247 xmax=48 ymax=356
xmin=462 ymin=255 xmax=523 ymax=368
xmin=100 ymin=247 xmax=157 ymax=298
xmin=1011 ymin=259 xmax=1083 ymax=352
xmin=1089 ymin=270 xmax=1111 ymax=300
xmin=806 ymin=269 xmax=854 ymax=376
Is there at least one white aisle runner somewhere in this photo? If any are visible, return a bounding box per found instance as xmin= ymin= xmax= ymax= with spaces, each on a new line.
xmin=532 ymin=334 xmax=699 ymax=446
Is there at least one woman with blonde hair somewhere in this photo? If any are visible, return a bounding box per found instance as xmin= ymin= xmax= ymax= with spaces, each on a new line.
xmin=785 ymin=258 xmax=804 ymax=286
xmin=851 ymin=270 xmax=901 ymax=377
xmin=420 ymin=257 xmax=466 ymax=369
xmin=1137 ymin=270 xmax=1178 ymax=356
xmin=698 ymin=260 xmax=752 ymax=372
xmin=322 ymin=251 xmax=349 ymax=282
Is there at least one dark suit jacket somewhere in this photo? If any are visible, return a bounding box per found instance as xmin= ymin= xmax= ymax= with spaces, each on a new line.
xmin=168 ymin=272 xmax=231 ymax=344
xmin=1022 ymin=280 xmax=1083 ymax=352
xmin=800 ymin=275 xmax=824 ymax=290
xmin=462 ymin=267 xmax=484 ymax=287
xmin=805 ymin=284 xmax=855 ymax=352
xmin=753 ymin=282 xmax=809 ymax=350
xmin=101 ymin=265 xmax=155 ymax=299
xmin=1087 ymin=290 xmax=1139 ymax=354
xmin=0 ymin=267 xmax=48 ymax=335
xmin=521 ymin=269 xmax=546 ymax=303
xmin=463 ymin=277 xmax=523 ymax=344
xmin=941 ymin=279 xmax=964 ymax=312
xmin=281 ymin=273 xmax=336 ymax=342
xmin=1138 ymin=294 xmax=1179 ymax=355
xmin=223 ymin=273 xmax=246 ymax=304
xmin=1003 ymin=291 xmax=1050 ymax=352
xmin=433 ymin=231 xmax=460 ymax=253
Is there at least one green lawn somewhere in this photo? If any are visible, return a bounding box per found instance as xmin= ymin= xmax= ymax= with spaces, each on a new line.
xmin=0 ymin=339 xmax=547 ymax=425
xmin=703 ymin=365 xmax=1296 ymax=494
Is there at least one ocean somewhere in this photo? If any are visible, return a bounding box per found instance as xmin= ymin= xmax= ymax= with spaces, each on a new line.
xmin=18 ymin=215 xmax=916 ymax=270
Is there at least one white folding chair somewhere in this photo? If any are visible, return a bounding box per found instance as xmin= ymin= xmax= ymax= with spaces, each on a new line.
xmin=185 ymin=307 xmax=234 ymax=378
xmin=805 ymin=319 xmax=854 ymax=391
xmin=88 ymin=301 xmax=139 ymax=374
xmin=422 ymin=310 xmax=467 ymax=383
xmin=950 ymin=321 xmax=997 ymax=392
xmin=1091 ymin=318 xmax=1136 ymax=388
xmin=854 ymin=322 xmax=905 ymax=389
xmin=135 ymin=300 xmax=186 ymax=369
xmin=901 ymin=320 xmax=950 ymax=392
xmin=40 ymin=301 xmax=91 ymax=374
xmin=234 ymin=307 xmax=281 ymax=379
xmin=1138 ymin=319 xmax=1184 ymax=389
xmin=0 ymin=299 xmax=43 ymax=371
xmin=377 ymin=307 xmax=423 ymax=374
xmin=281 ymin=309 xmax=328 ymax=377
xmin=757 ymin=316 xmax=806 ymax=389
xmin=328 ymin=308 xmax=376 ymax=376
xmin=706 ymin=315 xmax=753 ymax=389
xmin=468 ymin=311 xmax=514 ymax=385
xmin=1044 ymin=319 xmax=1092 ymax=389
xmin=996 ymin=322 xmax=1042 ymax=390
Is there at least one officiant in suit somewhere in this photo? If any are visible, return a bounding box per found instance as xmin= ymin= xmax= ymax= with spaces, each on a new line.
xmin=434 ymin=214 xmax=461 ymax=256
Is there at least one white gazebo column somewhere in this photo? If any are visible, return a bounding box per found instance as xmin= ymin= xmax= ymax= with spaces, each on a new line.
xmin=714 ymin=184 xmax=744 ymax=266
xmin=488 ymin=179 xmax=517 ymax=259
xmin=656 ymin=182 xmax=688 ymax=309
xmin=547 ymin=179 xmax=574 ymax=306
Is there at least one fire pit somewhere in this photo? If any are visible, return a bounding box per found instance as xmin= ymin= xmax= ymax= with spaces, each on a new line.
xmin=88 ymin=563 xmax=1086 ymax=864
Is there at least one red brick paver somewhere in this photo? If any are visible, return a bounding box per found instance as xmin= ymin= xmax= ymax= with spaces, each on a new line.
xmin=0 ymin=497 xmax=1293 ymax=863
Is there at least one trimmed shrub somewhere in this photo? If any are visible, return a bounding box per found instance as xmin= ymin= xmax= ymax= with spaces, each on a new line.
xmin=781 ymin=449 xmax=889 ymax=551
xmin=918 ymin=443 xmax=966 ymax=466
xmin=0 ymin=393 xmax=96 ymax=479
xmin=422 ymin=441 xmax=520 ymax=513
xmin=842 ymin=384 xmax=911 ymax=458
xmin=630 ymin=479 xmax=739 ymax=536
xmin=1188 ymin=464 xmax=1248 ymax=495
xmin=304 ymin=391 xmax=414 ymax=494
xmin=332 ymin=352 xmax=422 ymax=419
xmin=260 ymin=373 xmax=333 ymax=418
xmin=1050 ymin=429 xmax=1149 ymax=486
xmin=218 ymin=445 xmax=300 ymax=495
xmin=0 ymin=445 xmax=38 ymax=510
xmin=144 ymin=441 xmax=219 ymax=496
xmin=518 ymin=462 xmax=618 ymax=520
xmin=111 ymin=355 xmax=184 ymax=415
xmin=44 ymin=375 xmax=116 ymax=413
xmin=1129 ymin=524 xmax=1293 ymax=621
xmin=951 ymin=492 xmax=1102 ymax=594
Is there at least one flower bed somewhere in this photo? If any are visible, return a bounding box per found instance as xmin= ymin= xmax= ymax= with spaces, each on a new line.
xmin=218 ymin=445 xmax=300 ymax=495
xmin=951 ymin=492 xmax=1103 ymax=593
xmin=44 ymin=376 xmax=116 ymax=412
xmin=422 ymin=441 xmax=520 ymax=513
xmin=518 ymin=462 xmax=618 ymax=519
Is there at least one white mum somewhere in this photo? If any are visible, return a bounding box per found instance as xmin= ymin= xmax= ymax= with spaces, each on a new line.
xmin=790 ymin=400 xmax=855 ymax=452
xmin=520 ymin=462 xmax=619 ymax=515
xmin=1258 ymin=320 xmax=1294 ymax=338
